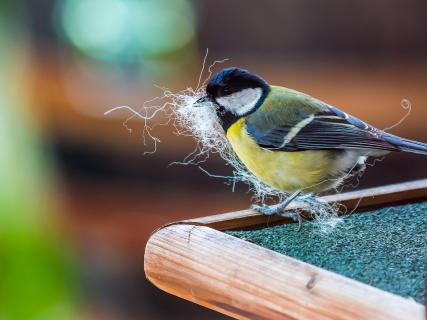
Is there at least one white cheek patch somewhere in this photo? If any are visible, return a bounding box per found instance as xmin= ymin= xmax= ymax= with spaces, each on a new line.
xmin=216 ymin=87 xmax=263 ymax=116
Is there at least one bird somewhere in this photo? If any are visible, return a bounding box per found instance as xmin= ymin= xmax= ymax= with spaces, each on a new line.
xmin=193 ymin=67 xmax=427 ymax=219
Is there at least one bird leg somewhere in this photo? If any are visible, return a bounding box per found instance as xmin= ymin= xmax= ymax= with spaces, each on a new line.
xmin=251 ymin=190 xmax=303 ymax=224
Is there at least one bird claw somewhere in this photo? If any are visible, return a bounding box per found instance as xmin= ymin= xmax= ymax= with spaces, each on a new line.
xmin=280 ymin=211 xmax=302 ymax=223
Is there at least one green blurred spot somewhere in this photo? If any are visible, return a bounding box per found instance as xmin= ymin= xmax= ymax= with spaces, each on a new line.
xmin=0 ymin=6 xmax=80 ymax=320
xmin=56 ymin=0 xmax=196 ymax=62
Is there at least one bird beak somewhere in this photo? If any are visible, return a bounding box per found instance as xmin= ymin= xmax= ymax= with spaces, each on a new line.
xmin=193 ymin=95 xmax=213 ymax=107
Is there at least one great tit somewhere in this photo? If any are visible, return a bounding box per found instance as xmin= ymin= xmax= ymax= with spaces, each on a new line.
xmin=193 ymin=67 xmax=427 ymax=217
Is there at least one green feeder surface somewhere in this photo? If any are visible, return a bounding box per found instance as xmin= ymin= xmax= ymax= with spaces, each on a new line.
xmin=228 ymin=201 xmax=427 ymax=304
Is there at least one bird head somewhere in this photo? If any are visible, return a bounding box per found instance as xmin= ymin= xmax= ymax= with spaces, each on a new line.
xmin=193 ymin=67 xmax=269 ymax=130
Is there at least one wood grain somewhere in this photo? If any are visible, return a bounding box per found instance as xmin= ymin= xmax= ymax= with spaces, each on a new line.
xmin=185 ymin=178 xmax=427 ymax=230
xmin=145 ymin=224 xmax=425 ymax=320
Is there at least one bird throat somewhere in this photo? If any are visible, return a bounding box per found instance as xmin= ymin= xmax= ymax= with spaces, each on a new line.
xmin=219 ymin=111 xmax=241 ymax=132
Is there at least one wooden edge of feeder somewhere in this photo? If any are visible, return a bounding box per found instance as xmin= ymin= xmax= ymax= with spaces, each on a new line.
xmin=182 ymin=178 xmax=427 ymax=231
xmin=144 ymin=224 xmax=425 ymax=320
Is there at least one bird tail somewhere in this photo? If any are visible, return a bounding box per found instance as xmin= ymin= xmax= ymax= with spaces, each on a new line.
xmin=382 ymin=133 xmax=427 ymax=155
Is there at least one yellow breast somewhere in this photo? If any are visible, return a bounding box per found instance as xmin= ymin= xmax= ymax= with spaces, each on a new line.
xmin=226 ymin=118 xmax=341 ymax=193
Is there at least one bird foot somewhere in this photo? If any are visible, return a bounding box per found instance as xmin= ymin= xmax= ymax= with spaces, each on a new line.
xmin=251 ymin=190 xmax=306 ymax=229
xmin=251 ymin=203 xmax=282 ymax=216
xmin=251 ymin=203 xmax=303 ymax=225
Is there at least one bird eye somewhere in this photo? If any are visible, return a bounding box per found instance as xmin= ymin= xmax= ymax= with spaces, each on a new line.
xmin=223 ymin=86 xmax=231 ymax=94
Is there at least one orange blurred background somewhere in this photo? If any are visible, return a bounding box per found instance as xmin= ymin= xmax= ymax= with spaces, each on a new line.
xmin=1 ymin=0 xmax=426 ymax=319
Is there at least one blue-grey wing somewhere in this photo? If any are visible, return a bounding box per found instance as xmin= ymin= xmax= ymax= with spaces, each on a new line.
xmin=246 ymin=105 xmax=400 ymax=152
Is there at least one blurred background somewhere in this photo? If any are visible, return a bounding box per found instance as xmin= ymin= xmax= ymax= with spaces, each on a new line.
xmin=0 ymin=0 xmax=426 ymax=319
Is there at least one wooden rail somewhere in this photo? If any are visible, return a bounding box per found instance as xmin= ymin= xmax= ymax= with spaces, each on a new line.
xmin=145 ymin=179 xmax=427 ymax=319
